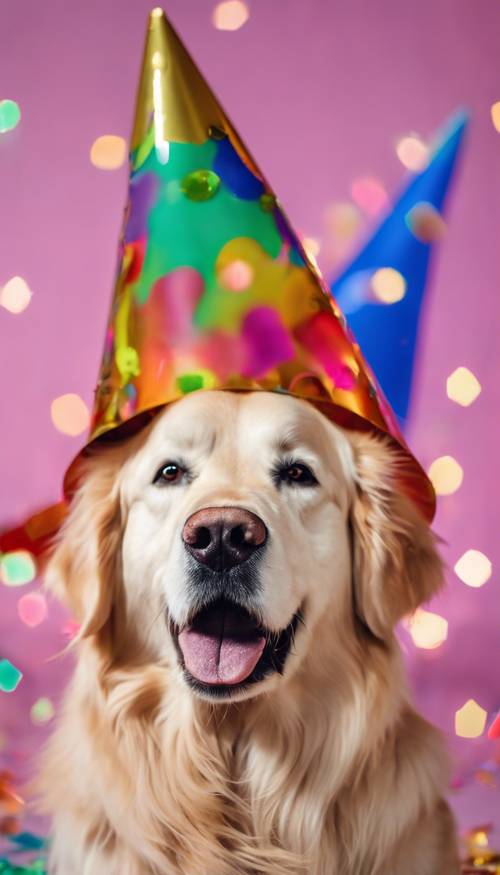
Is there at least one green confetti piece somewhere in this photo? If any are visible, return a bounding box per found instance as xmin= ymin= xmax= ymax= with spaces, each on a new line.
xmin=259 ymin=192 xmax=276 ymax=212
xmin=132 ymin=122 xmax=155 ymax=171
xmin=0 ymin=659 xmax=23 ymax=692
xmin=181 ymin=169 xmax=220 ymax=202
xmin=0 ymin=100 xmax=21 ymax=133
xmin=0 ymin=551 xmax=36 ymax=586
xmin=176 ymin=373 xmax=204 ymax=394
xmin=30 ymin=697 xmax=55 ymax=725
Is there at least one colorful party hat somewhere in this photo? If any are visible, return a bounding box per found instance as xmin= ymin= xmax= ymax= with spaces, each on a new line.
xmin=331 ymin=112 xmax=467 ymax=426
xmin=0 ymin=7 xmax=435 ymax=557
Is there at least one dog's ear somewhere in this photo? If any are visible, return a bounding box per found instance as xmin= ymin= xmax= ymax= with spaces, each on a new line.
xmin=45 ymin=451 xmax=123 ymax=640
xmin=348 ymin=433 xmax=443 ymax=640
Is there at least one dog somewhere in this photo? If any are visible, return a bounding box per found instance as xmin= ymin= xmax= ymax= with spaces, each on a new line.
xmin=40 ymin=389 xmax=460 ymax=874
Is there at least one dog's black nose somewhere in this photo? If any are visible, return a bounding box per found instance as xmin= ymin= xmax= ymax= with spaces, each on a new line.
xmin=182 ymin=507 xmax=267 ymax=571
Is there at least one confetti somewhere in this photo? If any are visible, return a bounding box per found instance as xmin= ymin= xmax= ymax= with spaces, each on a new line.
xmin=181 ymin=169 xmax=220 ymax=201
xmin=0 ymin=277 xmax=32 ymax=314
xmin=0 ymin=660 xmax=22 ymax=693
xmin=0 ymin=100 xmax=21 ymax=133
xmin=0 ymin=551 xmax=36 ymax=587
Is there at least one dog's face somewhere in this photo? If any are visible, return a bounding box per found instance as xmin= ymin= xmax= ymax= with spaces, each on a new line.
xmin=48 ymin=390 xmax=442 ymax=704
xmin=118 ymin=391 xmax=353 ymax=700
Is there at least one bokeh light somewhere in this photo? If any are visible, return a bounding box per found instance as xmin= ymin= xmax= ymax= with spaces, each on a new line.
xmin=454 ymin=550 xmax=492 ymax=588
xmin=50 ymin=393 xmax=90 ymax=436
xmin=0 ymin=551 xmax=36 ymax=587
xmin=370 ymin=267 xmax=407 ymax=303
xmin=428 ymin=455 xmax=463 ymax=496
xmin=455 ymin=699 xmax=487 ymax=739
xmin=212 ymin=1 xmax=249 ymax=31
xmin=18 ymin=592 xmax=48 ymax=628
xmin=407 ymin=608 xmax=448 ymax=650
xmin=30 ymin=697 xmax=55 ymax=725
xmin=62 ymin=618 xmax=81 ymax=640
xmin=406 ymin=202 xmax=447 ymax=243
xmin=395 ymin=134 xmax=429 ymax=171
xmin=0 ymin=660 xmax=22 ymax=693
xmin=302 ymin=237 xmax=321 ymax=259
xmin=351 ymin=176 xmax=388 ymax=217
xmin=0 ymin=276 xmax=32 ymax=314
xmin=446 ymin=366 xmax=481 ymax=407
xmin=490 ymin=101 xmax=500 ymax=133
xmin=0 ymin=99 xmax=21 ymax=133
xmin=324 ymin=202 xmax=362 ymax=240
xmin=90 ymin=135 xmax=127 ymax=170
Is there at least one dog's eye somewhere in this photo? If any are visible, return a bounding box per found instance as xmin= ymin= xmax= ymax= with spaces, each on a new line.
xmin=153 ymin=462 xmax=186 ymax=486
xmin=274 ymin=461 xmax=318 ymax=487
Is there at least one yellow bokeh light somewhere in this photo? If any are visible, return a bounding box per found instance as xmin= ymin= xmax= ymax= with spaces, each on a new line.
xmin=212 ymin=1 xmax=249 ymax=31
xmin=490 ymin=101 xmax=500 ymax=133
xmin=371 ymin=267 xmax=406 ymax=304
xmin=407 ymin=608 xmax=448 ymax=650
xmin=428 ymin=455 xmax=463 ymax=496
xmin=454 ymin=550 xmax=492 ymax=588
xmin=90 ymin=135 xmax=127 ymax=170
xmin=446 ymin=366 xmax=481 ymax=407
xmin=51 ymin=393 xmax=90 ymax=436
xmin=455 ymin=699 xmax=487 ymax=739
xmin=395 ymin=135 xmax=429 ymax=172
xmin=0 ymin=276 xmax=32 ymax=314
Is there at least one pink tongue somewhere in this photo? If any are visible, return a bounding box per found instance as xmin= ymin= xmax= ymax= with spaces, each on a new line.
xmin=178 ymin=629 xmax=266 ymax=685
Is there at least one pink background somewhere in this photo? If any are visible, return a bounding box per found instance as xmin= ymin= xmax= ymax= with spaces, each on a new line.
xmin=1 ymin=0 xmax=499 ymax=848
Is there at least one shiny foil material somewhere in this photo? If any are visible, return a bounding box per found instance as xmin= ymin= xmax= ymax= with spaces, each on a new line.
xmin=75 ymin=7 xmax=434 ymax=519
xmin=1 ymin=7 xmax=435 ymax=555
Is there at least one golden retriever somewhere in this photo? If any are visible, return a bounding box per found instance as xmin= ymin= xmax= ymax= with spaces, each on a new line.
xmin=40 ymin=390 xmax=459 ymax=874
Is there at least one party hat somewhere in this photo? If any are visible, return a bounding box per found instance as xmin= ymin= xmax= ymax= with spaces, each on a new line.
xmin=0 ymin=8 xmax=435 ymax=558
xmin=332 ymin=113 xmax=467 ymax=426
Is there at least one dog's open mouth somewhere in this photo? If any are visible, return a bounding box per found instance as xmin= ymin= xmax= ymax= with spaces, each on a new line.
xmin=171 ymin=598 xmax=301 ymax=696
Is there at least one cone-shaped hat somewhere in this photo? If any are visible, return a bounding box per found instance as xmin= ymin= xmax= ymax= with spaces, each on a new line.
xmin=0 ymin=8 xmax=435 ymax=557
xmin=332 ymin=112 xmax=467 ymax=426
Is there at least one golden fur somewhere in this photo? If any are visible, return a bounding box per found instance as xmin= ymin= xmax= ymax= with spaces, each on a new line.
xmin=40 ymin=391 xmax=460 ymax=874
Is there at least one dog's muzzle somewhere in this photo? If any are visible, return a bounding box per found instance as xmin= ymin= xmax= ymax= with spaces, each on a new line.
xmin=172 ymin=506 xmax=277 ymax=693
